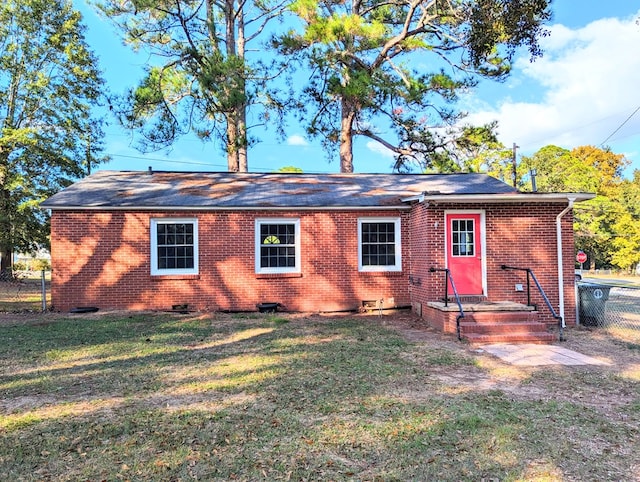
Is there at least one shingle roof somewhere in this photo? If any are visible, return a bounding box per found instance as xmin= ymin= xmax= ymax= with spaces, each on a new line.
xmin=41 ymin=170 xmax=519 ymax=209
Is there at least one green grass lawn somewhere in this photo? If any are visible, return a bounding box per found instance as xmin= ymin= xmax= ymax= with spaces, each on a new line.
xmin=1 ymin=312 xmax=639 ymax=480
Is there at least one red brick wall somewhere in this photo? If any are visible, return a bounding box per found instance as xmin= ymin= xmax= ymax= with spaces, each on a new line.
xmin=50 ymin=209 xmax=412 ymax=312
xmin=408 ymin=202 xmax=577 ymax=325
xmin=50 ymin=202 xmax=577 ymax=322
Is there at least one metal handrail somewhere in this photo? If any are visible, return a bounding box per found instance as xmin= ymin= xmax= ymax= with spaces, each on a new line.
xmin=501 ymin=265 xmax=565 ymax=341
xmin=499 ymin=265 xmax=533 ymax=307
xmin=429 ymin=267 xmax=465 ymax=340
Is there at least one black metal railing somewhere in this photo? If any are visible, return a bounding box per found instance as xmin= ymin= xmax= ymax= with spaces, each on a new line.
xmin=429 ymin=267 xmax=465 ymax=340
xmin=501 ymin=265 xmax=565 ymax=341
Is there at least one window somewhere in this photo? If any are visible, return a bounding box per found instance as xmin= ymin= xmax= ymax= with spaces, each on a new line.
xmin=358 ymin=218 xmax=402 ymax=271
xmin=255 ymin=219 xmax=300 ymax=274
xmin=451 ymin=219 xmax=475 ymax=257
xmin=150 ymin=218 xmax=199 ymax=275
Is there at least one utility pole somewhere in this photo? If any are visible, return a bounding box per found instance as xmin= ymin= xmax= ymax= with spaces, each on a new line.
xmin=511 ymin=142 xmax=519 ymax=188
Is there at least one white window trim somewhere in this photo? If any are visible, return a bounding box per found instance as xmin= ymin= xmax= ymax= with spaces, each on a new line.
xmin=358 ymin=217 xmax=402 ymax=272
xmin=255 ymin=218 xmax=301 ymax=274
xmin=150 ymin=218 xmax=199 ymax=276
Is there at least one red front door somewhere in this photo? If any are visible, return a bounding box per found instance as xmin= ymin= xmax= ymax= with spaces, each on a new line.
xmin=446 ymin=213 xmax=483 ymax=295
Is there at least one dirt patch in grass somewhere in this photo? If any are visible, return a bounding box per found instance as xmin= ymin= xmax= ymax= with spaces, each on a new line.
xmin=1 ymin=310 xmax=639 ymax=481
xmin=385 ymin=310 xmax=640 ymax=404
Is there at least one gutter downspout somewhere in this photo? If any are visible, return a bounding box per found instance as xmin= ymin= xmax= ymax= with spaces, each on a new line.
xmin=556 ymin=197 xmax=576 ymax=328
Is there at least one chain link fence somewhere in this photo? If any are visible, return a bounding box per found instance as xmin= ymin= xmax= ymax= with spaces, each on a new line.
xmin=577 ymin=281 xmax=640 ymax=340
xmin=0 ymin=269 xmax=51 ymax=312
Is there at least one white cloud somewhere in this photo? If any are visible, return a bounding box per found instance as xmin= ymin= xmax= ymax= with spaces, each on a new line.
xmin=286 ymin=134 xmax=309 ymax=146
xmin=366 ymin=141 xmax=395 ymax=159
xmin=465 ymin=12 xmax=640 ymax=156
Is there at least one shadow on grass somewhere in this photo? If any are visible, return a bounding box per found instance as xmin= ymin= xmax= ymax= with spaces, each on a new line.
xmin=0 ymin=313 xmax=639 ymax=480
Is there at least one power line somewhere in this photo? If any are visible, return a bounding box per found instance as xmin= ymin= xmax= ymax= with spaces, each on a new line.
xmin=490 ymin=104 xmax=640 ymax=153
xmin=600 ymin=104 xmax=640 ymax=147
xmin=109 ymin=153 xmax=223 ymax=168
xmin=105 ymin=152 xmax=337 ymax=174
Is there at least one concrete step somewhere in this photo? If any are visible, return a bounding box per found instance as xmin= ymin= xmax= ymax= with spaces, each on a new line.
xmin=464 ymin=311 xmax=538 ymax=324
xmin=462 ymin=331 xmax=556 ymax=344
xmin=459 ymin=309 xmax=554 ymax=343
xmin=459 ymin=321 xmax=549 ymax=334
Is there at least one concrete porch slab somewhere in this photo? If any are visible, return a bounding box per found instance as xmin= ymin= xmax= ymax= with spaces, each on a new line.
xmin=479 ymin=343 xmax=611 ymax=366
xmin=428 ymin=301 xmax=536 ymax=312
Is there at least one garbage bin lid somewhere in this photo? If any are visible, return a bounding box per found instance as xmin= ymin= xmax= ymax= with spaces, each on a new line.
xmin=578 ymin=282 xmax=611 ymax=288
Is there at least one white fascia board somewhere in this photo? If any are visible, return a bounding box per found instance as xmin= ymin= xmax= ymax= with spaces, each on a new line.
xmin=401 ymin=193 xmax=595 ymax=204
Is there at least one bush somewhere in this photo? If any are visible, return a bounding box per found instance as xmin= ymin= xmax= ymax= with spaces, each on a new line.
xmin=12 ymin=261 xmax=28 ymax=272
xmin=31 ymin=259 xmax=51 ymax=271
xmin=11 ymin=259 xmax=51 ymax=272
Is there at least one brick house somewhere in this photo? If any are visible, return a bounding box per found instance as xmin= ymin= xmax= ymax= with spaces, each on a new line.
xmin=42 ymin=170 xmax=593 ymax=342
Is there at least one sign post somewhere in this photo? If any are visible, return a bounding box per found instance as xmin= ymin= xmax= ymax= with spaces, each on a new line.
xmin=576 ymin=250 xmax=587 ymax=275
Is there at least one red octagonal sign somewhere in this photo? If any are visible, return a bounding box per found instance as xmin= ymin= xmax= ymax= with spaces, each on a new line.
xmin=576 ymin=251 xmax=587 ymax=264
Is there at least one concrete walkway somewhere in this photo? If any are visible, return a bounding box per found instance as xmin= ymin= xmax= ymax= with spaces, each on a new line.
xmin=479 ymin=343 xmax=611 ymax=366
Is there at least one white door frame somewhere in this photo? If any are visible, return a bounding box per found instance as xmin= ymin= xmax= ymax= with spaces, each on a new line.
xmin=444 ymin=209 xmax=487 ymax=296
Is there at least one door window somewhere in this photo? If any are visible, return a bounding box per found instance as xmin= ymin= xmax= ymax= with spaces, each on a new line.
xmin=451 ymin=219 xmax=475 ymax=257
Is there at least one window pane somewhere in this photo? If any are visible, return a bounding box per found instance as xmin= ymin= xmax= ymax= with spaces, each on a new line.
xmin=361 ymin=222 xmax=397 ymax=267
xmin=259 ymin=223 xmax=297 ymax=269
xmin=156 ymin=222 xmax=195 ymax=271
xmin=451 ymin=218 xmax=475 ymax=257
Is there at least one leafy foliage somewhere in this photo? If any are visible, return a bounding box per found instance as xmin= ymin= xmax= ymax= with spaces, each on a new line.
xmin=275 ymin=165 xmax=304 ymax=173
xmin=418 ymin=122 xmax=512 ymax=175
xmin=275 ymin=0 xmax=552 ymax=172
xmin=608 ymin=171 xmax=640 ymax=271
xmin=520 ymin=145 xmax=640 ymax=271
xmin=98 ymin=0 xmax=291 ymax=172
xmin=519 ymin=145 xmax=601 ymax=193
xmin=0 ymin=0 xmax=107 ymax=269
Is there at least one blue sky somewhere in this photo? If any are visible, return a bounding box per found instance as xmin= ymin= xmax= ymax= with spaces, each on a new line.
xmin=76 ymin=1 xmax=640 ymax=175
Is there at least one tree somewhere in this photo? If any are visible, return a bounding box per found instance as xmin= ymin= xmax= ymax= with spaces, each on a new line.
xmin=574 ymin=195 xmax=619 ymax=270
xmin=571 ymin=145 xmax=629 ymax=192
xmin=276 ymin=0 xmax=551 ymax=172
xmin=275 ymin=165 xmax=304 ymax=173
xmin=610 ymin=209 xmax=640 ymax=272
xmin=416 ymin=122 xmax=511 ymax=175
xmin=519 ymin=145 xmax=599 ymax=193
xmin=520 ymin=145 xmax=633 ymax=271
xmin=609 ymin=170 xmax=640 ymax=272
xmin=569 ymin=146 xmax=631 ymax=268
xmin=0 ymin=0 xmax=107 ymax=271
xmin=98 ymin=0 xmax=289 ymax=172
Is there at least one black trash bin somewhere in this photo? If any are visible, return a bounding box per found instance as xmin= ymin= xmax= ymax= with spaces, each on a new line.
xmin=578 ymin=283 xmax=612 ymax=326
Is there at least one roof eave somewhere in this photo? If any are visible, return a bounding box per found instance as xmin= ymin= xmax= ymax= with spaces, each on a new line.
xmin=41 ymin=204 xmax=413 ymax=211
xmin=401 ymin=192 xmax=595 ymax=204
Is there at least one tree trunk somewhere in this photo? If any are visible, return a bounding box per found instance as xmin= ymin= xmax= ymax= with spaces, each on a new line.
xmin=238 ymin=119 xmax=248 ymax=172
xmin=226 ymin=117 xmax=240 ymax=172
xmin=2 ymin=71 xmax=16 ymax=271
xmin=0 ymin=186 xmax=12 ymax=272
xmin=236 ymin=2 xmax=248 ymax=173
xmin=0 ymin=247 xmax=12 ymax=272
xmin=340 ymin=97 xmax=356 ymax=173
xmin=220 ymin=0 xmax=249 ymax=173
